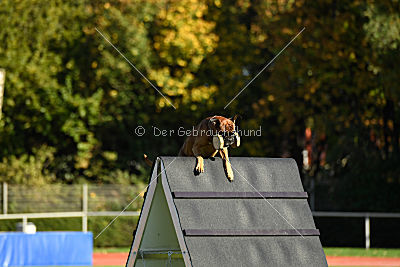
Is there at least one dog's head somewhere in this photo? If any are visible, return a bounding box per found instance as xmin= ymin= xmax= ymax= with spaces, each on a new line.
xmin=208 ymin=115 xmax=240 ymax=149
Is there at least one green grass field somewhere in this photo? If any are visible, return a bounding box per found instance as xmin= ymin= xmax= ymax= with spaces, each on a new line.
xmin=94 ymin=247 xmax=130 ymax=253
xmin=323 ymin=247 xmax=400 ymax=258
xmin=93 ymin=247 xmax=400 ymax=258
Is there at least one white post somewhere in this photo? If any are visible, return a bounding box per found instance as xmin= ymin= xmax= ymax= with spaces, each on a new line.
xmin=3 ymin=182 xmax=7 ymax=214
xmin=82 ymin=184 xmax=88 ymax=232
xmin=22 ymin=216 xmax=28 ymax=233
xmin=0 ymin=68 xmax=5 ymax=121
xmin=365 ymin=216 xmax=370 ymax=249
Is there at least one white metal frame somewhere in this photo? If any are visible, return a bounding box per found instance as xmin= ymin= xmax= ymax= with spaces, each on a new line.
xmin=160 ymin=160 xmax=192 ymax=266
xmin=126 ymin=162 xmax=159 ymax=266
xmin=126 ymin=158 xmax=193 ymax=267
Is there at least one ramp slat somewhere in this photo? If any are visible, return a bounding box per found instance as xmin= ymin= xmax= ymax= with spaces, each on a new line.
xmin=183 ymin=229 xmax=320 ymax=236
xmin=172 ymin=191 xmax=308 ymax=199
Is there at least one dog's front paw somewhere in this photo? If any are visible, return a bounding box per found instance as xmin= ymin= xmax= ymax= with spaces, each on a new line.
xmin=197 ymin=164 xmax=204 ymax=173
xmin=226 ymin=168 xmax=234 ymax=182
xmin=194 ymin=162 xmax=204 ymax=175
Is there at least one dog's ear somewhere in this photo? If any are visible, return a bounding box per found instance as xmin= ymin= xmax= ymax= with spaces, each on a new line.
xmin=208 ymin=117 xmax=220 ymax=129
xmin=230 ymin=114 xmax=241 ymax=125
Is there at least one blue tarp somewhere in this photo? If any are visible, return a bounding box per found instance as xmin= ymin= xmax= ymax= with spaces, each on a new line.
xmin=0 ymin=232 xmax=92 ymax=266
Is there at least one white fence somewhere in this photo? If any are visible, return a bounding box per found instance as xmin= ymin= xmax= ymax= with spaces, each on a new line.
xmin=1 ymin=183 xmax=145 ymax=214
xmin=312 ymin=211 xmax=400 ymax=249
xmin=0 ymin=211 xmax=140 ymax=232
xmin=0 ymin=182 xmax=144 ymax=232
xmin=1 ymin=183 xmax=399 ymax=248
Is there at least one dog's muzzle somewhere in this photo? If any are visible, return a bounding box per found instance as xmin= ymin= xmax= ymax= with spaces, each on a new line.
xmin=212 ymin=131 xmax=240 ymax=150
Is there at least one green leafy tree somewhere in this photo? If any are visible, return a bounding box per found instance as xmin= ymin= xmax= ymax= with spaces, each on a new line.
xmin=0 ymin=0 xmax=399 ymax=212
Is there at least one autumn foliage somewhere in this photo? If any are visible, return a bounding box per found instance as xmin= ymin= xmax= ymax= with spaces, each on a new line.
xmin=0 ymin=0 xmax=399 ymax=211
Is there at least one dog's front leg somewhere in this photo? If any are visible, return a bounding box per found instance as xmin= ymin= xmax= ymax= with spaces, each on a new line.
xmin=192 ymin=145 xmax=204 ymax=174
xmin=219 ymin=147 xmax=234 ymax=181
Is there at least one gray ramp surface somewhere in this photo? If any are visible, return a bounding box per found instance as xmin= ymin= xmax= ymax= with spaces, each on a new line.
xmin=157 ymin=156 xmax=327 ymax=267
xmin=161 ymin=156 xmax=304 ymax=192
xmin=174 ymin=199 xmax=316 ymax=230
xmin=184 ymin=236 xmax=327 ymax=267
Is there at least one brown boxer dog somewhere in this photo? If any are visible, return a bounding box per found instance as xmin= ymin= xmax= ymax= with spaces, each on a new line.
xmin=179 ymin=115 xmax=240 ymax=182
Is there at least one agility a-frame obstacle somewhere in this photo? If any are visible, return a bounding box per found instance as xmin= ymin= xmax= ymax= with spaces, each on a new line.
xmin=126 ymin=159 xmax=190 ymax=266
xmin=127 ymin=157 xmax=327 ymax=267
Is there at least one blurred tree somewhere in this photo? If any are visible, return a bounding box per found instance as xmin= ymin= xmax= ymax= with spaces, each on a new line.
xmin=200 ymin=0 xmax=400 ymax=211
xmin=148 ymin=0 xmax=219 ymax=108
xmin=0 ymin=0 xmax=399 ymax=211
xmin=0 ymin=0 xmax=157 ymax=183
xmin=0 ymin=145 xmax=56 ymax=185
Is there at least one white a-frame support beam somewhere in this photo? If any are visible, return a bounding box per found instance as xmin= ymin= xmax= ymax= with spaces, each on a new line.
xmin=160 ymin=160 xmax=192 ymax=266
xmin=126 ymin=163 xmax=158 ymax=266
xmin=126 ymin=158 xmax=192 ymax=267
